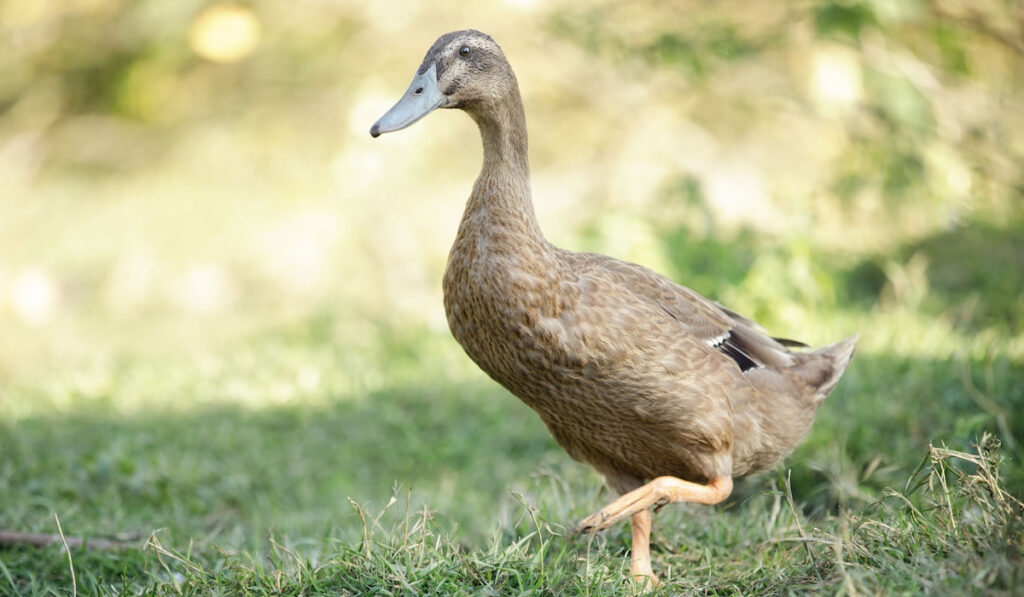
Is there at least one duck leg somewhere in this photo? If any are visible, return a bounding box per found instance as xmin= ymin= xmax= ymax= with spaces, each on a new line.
xmin=575 ymin=476 xmax=734 ymax=534
xmin=628 ymin=509 xmax=659 ymax=588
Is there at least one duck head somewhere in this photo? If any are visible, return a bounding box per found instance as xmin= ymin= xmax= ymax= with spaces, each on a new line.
xmin=370 ymin=30 xmax=516 ymax=137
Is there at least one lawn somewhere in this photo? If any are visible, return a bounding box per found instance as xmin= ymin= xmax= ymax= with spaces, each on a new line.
xmin=2 ymin=225 xmax=1021 ymax=594
xmin=2 ymin=0 xmax=1023 ymax=594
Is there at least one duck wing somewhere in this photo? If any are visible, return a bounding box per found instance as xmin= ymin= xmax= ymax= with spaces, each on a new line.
xmin=578 ymin=257 xmax=797 ymax=371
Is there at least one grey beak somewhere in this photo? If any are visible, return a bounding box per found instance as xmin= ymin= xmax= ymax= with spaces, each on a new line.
xmin=370 ymin=64 xmax=445 ymax=137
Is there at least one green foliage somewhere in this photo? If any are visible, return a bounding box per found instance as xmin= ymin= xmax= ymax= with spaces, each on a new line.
xmin=904 ymin=222 xmax=1024 ymax=332
xmin=813 ymin=1 xmax=878 ymax=40
xmin=548 ymin=8 xmax=776 ymax=79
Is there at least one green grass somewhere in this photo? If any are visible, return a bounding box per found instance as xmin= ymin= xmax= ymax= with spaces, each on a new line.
xmin=1 ymin=313 xmax=1022 ymax=595
xmin=2 ymin=181 xmax=1021 ymax=594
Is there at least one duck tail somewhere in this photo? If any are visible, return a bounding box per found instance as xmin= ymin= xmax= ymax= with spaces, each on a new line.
xmin=796 ymin=334 xmax=859 ymax=403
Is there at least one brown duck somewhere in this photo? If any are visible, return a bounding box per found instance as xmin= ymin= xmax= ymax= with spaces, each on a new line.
xmin=370 ymin=30 xmax=858 ymax=587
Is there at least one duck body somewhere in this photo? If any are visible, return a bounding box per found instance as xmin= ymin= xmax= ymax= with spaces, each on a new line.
xmin=443 ymin=194 xmax=848 ymax=489
xmin=372 ymin=29 xmax=857 ymax=585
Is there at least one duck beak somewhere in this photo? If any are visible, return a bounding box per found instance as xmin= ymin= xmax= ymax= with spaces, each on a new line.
xmin=370 ymin=64 xmax=445 ymax=137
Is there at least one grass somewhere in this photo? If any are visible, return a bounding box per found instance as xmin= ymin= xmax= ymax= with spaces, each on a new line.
xmin=2 ymin=416 xmax=1022 ymax=595
xmin=2 ymin=176 xmax=1023 ymax=595
xmin=1 ymin=310 xmax=1022 ymax=594
xmin=1 ymin=173 xmax=1021 ymax=594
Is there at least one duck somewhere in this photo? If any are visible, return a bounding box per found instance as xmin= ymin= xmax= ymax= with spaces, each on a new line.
xmin=370 ymin=29 xmax=858 ymax=587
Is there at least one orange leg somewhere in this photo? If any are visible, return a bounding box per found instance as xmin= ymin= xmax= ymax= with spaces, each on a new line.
xmin=576 ymin=476 xmax=734 ymax=587
xmin=629 ymin=509 xmax=659 ymax=588
xmin=576 ymin=476 xmax=733 ymax=534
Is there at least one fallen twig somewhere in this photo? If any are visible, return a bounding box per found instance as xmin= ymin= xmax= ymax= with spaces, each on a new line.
xmin=0 ymin=529 xmax=140 ymax=551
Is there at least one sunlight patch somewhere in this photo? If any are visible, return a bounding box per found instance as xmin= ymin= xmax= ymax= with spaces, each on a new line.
xmin=189 ymin=3 xmax=261 ymax=64
xmin=173 ymin=263 xmax=236 ymax=314
xmin=810 ymin=44 xmax=863 ymax=112
xmin=10 ymin=266 xmax=59 ymax=326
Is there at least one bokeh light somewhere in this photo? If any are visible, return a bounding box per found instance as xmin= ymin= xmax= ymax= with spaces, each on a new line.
xmin=189 ymin=3 xmax=261 ymax=64
xmin=811 ymin=44 xmax=864 ymax=110
xmin=10 ymin=267 xmax=58 ymax=326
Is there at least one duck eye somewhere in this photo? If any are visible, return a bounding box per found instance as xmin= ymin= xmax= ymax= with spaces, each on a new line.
xmin=459 ymin=45 xmax=470 ymax=57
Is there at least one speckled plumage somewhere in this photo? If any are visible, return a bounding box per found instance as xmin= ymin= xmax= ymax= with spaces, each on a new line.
xmin=374 ymin=29 xmax=858 ymax=585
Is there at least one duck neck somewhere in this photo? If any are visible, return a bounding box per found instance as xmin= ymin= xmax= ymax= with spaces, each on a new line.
xmin=464 ymin=90 xmax=544 ymax=242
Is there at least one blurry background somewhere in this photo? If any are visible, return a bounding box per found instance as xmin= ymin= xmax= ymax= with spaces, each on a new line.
xmin=1 ymin=0 xmax=1022 ymax=563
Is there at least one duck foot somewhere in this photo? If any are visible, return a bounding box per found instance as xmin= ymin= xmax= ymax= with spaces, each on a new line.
xmin=574 ymin=475 xmax=733 ymax=534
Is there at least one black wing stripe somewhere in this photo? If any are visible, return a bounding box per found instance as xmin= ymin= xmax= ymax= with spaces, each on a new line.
xmin=718 ymin=334 xmax=761 ymax=372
